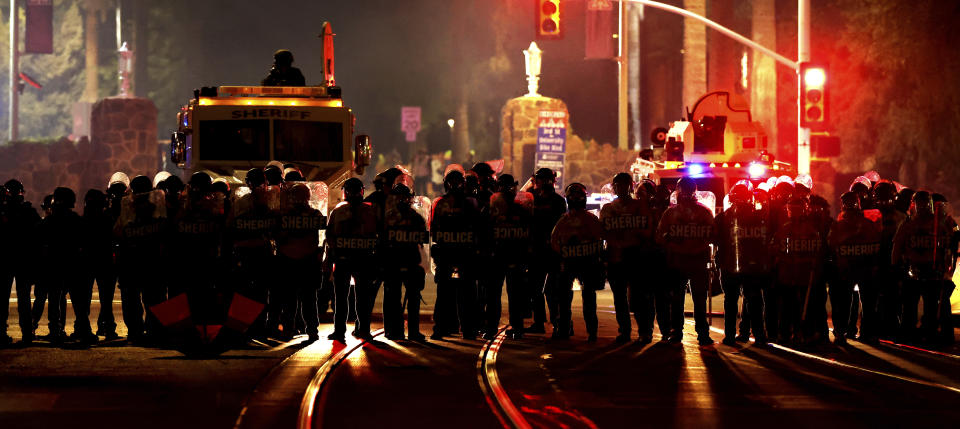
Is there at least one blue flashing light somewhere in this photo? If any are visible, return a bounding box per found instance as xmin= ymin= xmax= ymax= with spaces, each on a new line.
xmin=687 ymin=163 xmax=705 ymax=176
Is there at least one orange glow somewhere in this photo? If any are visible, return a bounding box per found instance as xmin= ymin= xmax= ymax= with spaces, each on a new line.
xmin=804 ymin=68 xmax=826 ymax=88
xmin=197 ymin=97 xmax=343 ymax=108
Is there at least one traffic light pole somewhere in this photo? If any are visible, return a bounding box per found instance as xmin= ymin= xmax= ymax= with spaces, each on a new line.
xmin=797 ymin=0 xmax=811 ymax=175
xmin=8 ymin=0 xmax=20 ymax=142
xmin=620 ymin=1 xmax=810 ymax=174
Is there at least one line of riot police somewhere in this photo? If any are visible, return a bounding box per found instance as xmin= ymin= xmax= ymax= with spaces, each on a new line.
xmin=2 ymin=164 xmax=956 ymax=349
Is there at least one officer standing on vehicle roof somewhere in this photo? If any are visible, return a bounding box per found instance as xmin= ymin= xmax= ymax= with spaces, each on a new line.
xmin=528 ymin=168 xmax=567 ymax=335
xmin=262 ymin=49 xmax=306 ymax=87
xmin=828 ymin=192 xmax=882 ymax=344
xmin=484 ymin=174 xmax=533 ymax=340
xmin=276 ymin=183 xmax=325 ymax=341
xmin=600 ymin=173 xmax=658 ymax=343
xmin=1 ymin=179 xmax=41 ymax=345
xmin=381 ymin=184 xmax=429 ymax=341
xmin=430 ymin=169 xmax=481 ymax=340
xmin=656 ymin=177 xmax=716 ymax=345
xmin=551 ymin=183 xmax=603 ymax=341
xmin=326 ymin=178 xmax=378 ymax=341
xmin=715 ymin=182 xmax=770 ymax=346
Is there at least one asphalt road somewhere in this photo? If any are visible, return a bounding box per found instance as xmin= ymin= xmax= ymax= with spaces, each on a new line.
xmin=3 ymin=278 xmax=959 ymax=429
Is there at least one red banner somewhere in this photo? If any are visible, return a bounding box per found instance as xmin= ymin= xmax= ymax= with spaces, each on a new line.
xmin=585 ymin=4 xmax=615 ymax=59
xmin=25 ymin=0 xmax=54 ymax=54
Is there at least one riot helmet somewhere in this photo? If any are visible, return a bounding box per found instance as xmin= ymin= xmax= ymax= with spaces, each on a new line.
xmin=533 ymin=168 xmax=557 ymax=193
xmin=212 ymin=179 xmax=230 ymax=195
xmin=273 ymin=49 xmax=294 ymax=68
xmin=471 ymin=162 xmax=495 ymax=178
xmin=443 ymin=170 xmax=465 ymax=195
xmin=565 ymin=183 xmax=588 ymax=210
xmin=5 ymin=179 xmax=25 ymax=203
xmin=794 ymin=174 xmax=813 ymax=195
xmin=41 ymin=194 xmax=54 ymax=213
xmin=497 ymin=174 xmax=519 ymax=201
xmin=84 ymin=189 xmax=107 ymax=214
xmin=639 ymin=179 xmax=656 ymax=200
xmin=130 ymin=175 xmax=153 ymax=194
xmin=52 ymin=187 xmax=76 ymax=209
xmin=245 ymin=168 xmax=266 ymax=188
xmin=895 ymin=188 xmax=915 ymax=214
xmin=464 ymin=170 xmax=480 ymax=196
xmin=785 ymin=197 xmax=808 ymax=219
xmin=677 ymin=177 xmax=698 ymax=203
xmin=283 ymin=168 xmax=305 ymax=182
xmin=264 ymin=164 xmax=284 ymax=186
xmin=107 ymin=172 xmax=130 ymax=190
xmin=153 ymin=172 xmax=172 ymax=189
xmin=288 ymin=183 xmax=311 ymax=207
xmin=840 ymin=191 xmax=861 ymax=211
xmin=342 ymin=177 xmax=365 ymax=204
xmin=374 ymin=168 xmax=403 ymax=191
xmin=189 ymin=171 xmax=212 ymax=193
xmin=912 ymin=191 xmax=933 ymax=216
xmin=873 ymin=181 xmax=897 ymax=209
xmin=391 ymin=183 xmax=414 ymax=208
xmin=728 ymin=183 xmax=753 ymax=206
xmin=612 ymin=173 xmax=633 ymax=198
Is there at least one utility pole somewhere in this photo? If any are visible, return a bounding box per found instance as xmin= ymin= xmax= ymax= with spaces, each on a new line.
xmin=797 ymin=0 xmax=811 ymax=175
xmin=617 ymin=0 xmax=628 ymax=150
xmin=8 ymin=0 xmax=20 ymax=142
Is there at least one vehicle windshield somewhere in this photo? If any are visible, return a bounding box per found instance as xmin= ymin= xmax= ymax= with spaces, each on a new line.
xmin=274 ymin=120 xmax=343 ymax=162
xmin=198 ymin=120 xmax=270 ymax=161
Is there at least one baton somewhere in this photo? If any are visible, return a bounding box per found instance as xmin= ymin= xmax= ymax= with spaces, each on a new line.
xmin=801 ymin=270 xmax=814 ymax=323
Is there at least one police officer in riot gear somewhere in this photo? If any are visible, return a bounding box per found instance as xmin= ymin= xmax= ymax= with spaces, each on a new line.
xmin=772 ymin=198 xmax=825 ymax=344
xmin=828 ymin=192 xmax=882 ymax=344
xmin=1 ymin=179 xmax=41 ymax=344
xmin=326 ymin=178 xmax=378 ymax=341
xmin=892 ymin=191 xmax=951 ymax=343
xmin=101 ymin=173 xmax=130 ymax=336
xmin=600 ymin=173 xmax=659 ymax=343
xmin=262 ymin=49 xmax=306 ymax=87
xmin=807 ymin=195 xmax=834 ymax=343
xmin=117 ymin=176 xmax=169 ymax=344
xmin=551 ymin=183 xmax=603 ymax=341
xmin=528 ymin=168 xmax=567 ymax=335
xmin=715 ymin=182 xmax=769 ymax=346
xmin=80 ymin=189 xmax=118 ymax=341
xmin=484 ymin=174 xmax=533 ymax=340
xmin=431 ymin=170 xmax=481 ymax=340
xmin=656 ymin=177 xmax=716 ymax=345
xmin=873 ymin=181 xmax=906 ymax=339
xmin=276 ymin=183 xmax=325 ymax=341
xmin=381 ymin=184 xmax=429 ymax=341
xmin=471 ymin=162 xmax=498 ymax=333
xmin=38 ymin=187 xmax=86 ymax=344
xmin=228 ymin=172 xmax=279 ymax=339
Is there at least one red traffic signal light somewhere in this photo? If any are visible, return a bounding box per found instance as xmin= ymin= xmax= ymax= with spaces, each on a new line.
xmin=536 ymin=0 xmax=563 ymax=40
xmin=800 ymin=62 xmax=828 ymax=130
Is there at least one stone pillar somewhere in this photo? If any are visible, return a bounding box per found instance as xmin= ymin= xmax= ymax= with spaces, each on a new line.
xmin=500 ymin=96 xmax=568 ymax=179
xmin=90 ymin=97 xmax=159 ymax=182
xmin=752 ymin=0 xmax=778 ymax=154
xmin=682 ymin=0 xmax=707 ymax=111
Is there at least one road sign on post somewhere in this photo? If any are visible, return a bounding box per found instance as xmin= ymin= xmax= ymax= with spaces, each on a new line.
xmin=535 ymin=110 xmax=567 ymax=189
xmin=401 ymin=106 xmax=421 ymax=143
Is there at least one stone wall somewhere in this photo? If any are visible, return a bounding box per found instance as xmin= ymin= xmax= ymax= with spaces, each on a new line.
xmin=500 ymin=95 xmax=636 ymax=192
xmin=0 ymin=97 xmax=159 ymax=207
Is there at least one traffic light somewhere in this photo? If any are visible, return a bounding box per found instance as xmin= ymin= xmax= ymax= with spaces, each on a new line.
xmin=536 ymin=0 xmax=563 ymax=40
xmin=800 ymin=62 xmax=828 ymax=130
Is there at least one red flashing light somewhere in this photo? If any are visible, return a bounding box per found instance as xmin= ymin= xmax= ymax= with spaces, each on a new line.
xmin=800 ymin=62 xmax=829 ymax=130
xmin=536 ymin=0 xmax=563 ymax=40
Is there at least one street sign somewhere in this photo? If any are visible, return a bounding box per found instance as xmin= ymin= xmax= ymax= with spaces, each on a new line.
xmin=401 ymin=106 xmax=421 ymax=142
xmin=535 ymin=110 xmax=567 ymax=189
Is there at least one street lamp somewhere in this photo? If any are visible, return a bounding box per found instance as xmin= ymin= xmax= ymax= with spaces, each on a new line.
xmin=117 ymin=41 xmax=133 ymax=97
xmin=523 ymin=42 xmax=542 ymax=97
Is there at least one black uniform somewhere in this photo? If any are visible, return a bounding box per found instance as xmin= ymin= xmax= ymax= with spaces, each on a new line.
xmin=715 ymin=202 xmax=770 ymax=343
xmin=117 ymin=191 xmax=168 ymax=341
xmin=528 ymin=190 xmax=566 ymax=331
xmin=227 ymin=186 xmax=279 ymax=338
xmin=0 ymin=196 xmax=41 ymax=342
xmin=38 ymin=204 xmax=85 ymax=342
xmin=275 ymin=187 xmax=325 ymax=339
xmin=484 ymin=192 xmax=533 ymax=338
xmin=551 ymin=208 xmax=604 ymax=339
xmin=892 ymin=206 xmax=951 ymax=341
xmin=381 ymin=193 xmax=429 ymax=340
xmin=431 ymin=192 xmax=481 ymax=338
xmin=81 ymin=199 xmax=119 ymax=339
xmin=828 ymin=208 xmax=882 ymax=341
xmin=327 ymin=200 xmax=378 ymax=339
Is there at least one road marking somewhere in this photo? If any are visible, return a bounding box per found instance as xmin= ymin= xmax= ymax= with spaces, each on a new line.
xmin=702 ymin=323 xmax=960 ymax=395
xmin=297 ymin=329 xmax=384 ymax=429
xmin=477 ymin=326 xmax=530 ymax=429
xmin=878 ymin=339 xmax=960 ymax=361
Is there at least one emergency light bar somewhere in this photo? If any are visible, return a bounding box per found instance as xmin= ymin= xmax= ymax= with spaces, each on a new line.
xmin=197 ymin=97 xmax=343 ymax=107
xmin=217 ymin=86 xmax=337 ymax=98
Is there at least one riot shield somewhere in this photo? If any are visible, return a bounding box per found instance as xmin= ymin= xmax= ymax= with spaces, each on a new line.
xmin=118 ymin=190 xmax=167 ymax=228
